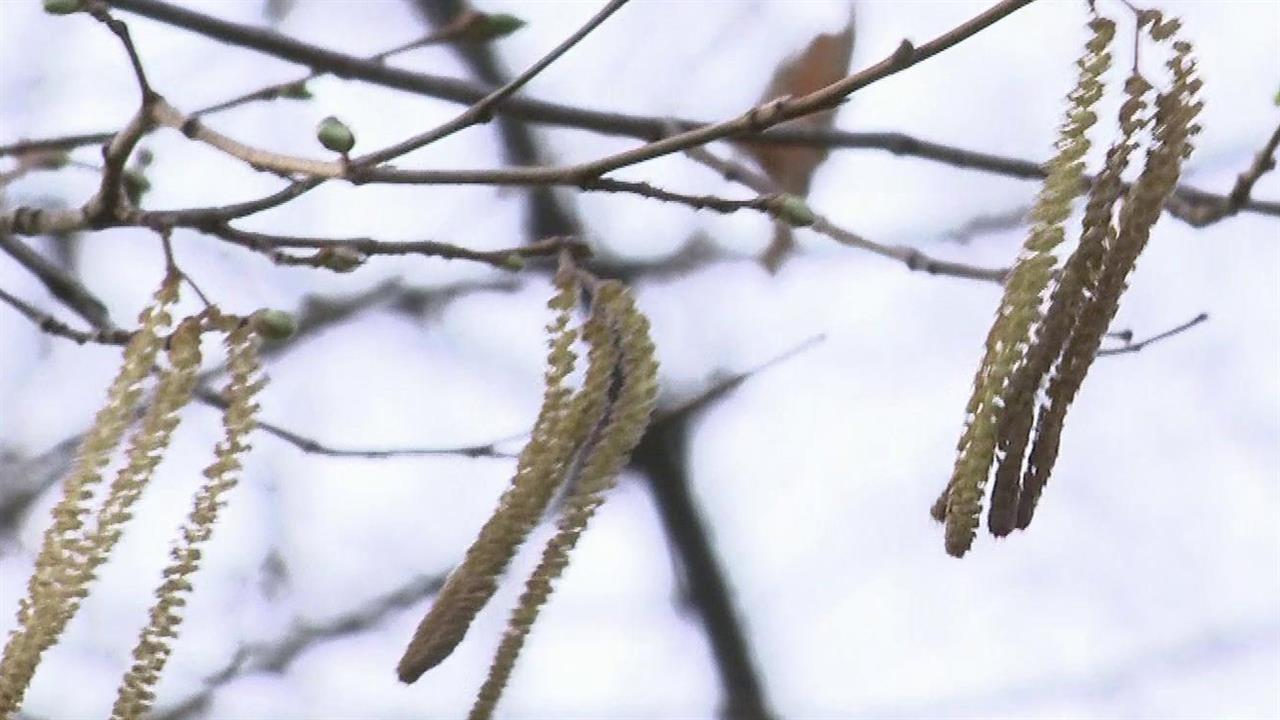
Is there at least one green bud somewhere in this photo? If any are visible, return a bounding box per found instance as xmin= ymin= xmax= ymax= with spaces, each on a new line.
xmin=313 ymin=246 xmax=365 ymax=273
xmin=462 ymin=12 xmax=526 ymax=43
xmin=43 ymin=0 xmax=83 ymax=15
xmin=1274 ymin=87 xmax=1280 ymax=106
xmin=250 ymin=309 xmax=298 ymax=341
xmin=280 ymin=82 xmax=313 ymax=101
xmin=497 ymin=253 xmax=525 ymax=272
xmin=316 ymin=116 xmax=355 ymax=154
xmin=772 ymin=194 xmax=815 ymax=227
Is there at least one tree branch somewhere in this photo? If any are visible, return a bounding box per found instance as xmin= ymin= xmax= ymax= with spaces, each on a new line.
xmin=623 ymin=337 xmax=828 ymax=720
xmin=83 ymin=4 xmax=160 ymax=226
xmin=88 ymin=0 xmax=1279 ymax=225
xmin=1096 ymin=312 xmax=1208 ymax=357
xmin=0 ymin=233 xmax=113 ymax=329
xmin=1168 ymin=122 xmax=1280 ymax=227
xmin=632 ymin=419 xmax=770 ymax=720
xmin=354 ymin=0 xmax=630 ymax=168
xmin=202 ymin=224 xmax=588 ymax=273
xmin=0 ymin=286 xmax=131 ymax=345
xmin=674 ymin=129 xmax=1010 ymax=283
xmin=151 ymin=573 xmax=447 ymax=720
xmin=406 ymin=0 xmax=582 ymax=242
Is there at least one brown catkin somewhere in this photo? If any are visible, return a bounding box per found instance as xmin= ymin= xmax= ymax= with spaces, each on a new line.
xmin=1019 ymin=34 xmax=1202 ymax=529
xmin=990 ymin=70 xmax=1152 ymax=535
xmin=939 ymin=16 xmax=1114 ymax=557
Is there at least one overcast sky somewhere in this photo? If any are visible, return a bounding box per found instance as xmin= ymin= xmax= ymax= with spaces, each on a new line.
xmin=0 ymin=1 xmax=1277 ymax=718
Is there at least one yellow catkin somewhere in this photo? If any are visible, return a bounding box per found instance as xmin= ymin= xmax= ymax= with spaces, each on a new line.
xmin=0 ymin=272 xmax=179 ymax=717
xmin=470 ymin=283 xmax=659 ymax=720
xmin=938 ymin=16 xmax=1114 ymax=557
xmin=397 ymin=263 xmax=585 ymax=683
xmin=112 ymin=315 xmax=264 ymax=720
xmin=82 ymin=316 xmax=204 ymax=586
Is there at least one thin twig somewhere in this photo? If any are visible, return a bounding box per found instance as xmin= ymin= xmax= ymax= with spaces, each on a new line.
xmin=204 ymin=327 xmax=824 ymax=463
xmin=202 ymin=224 xmax=589 ymax=272
xmin=142 ymin=2 xmax=630 ymax=201
xmin=408 ymin=0 xmax=582 ymax=244
xmin=88 ymin=0 xmax=1279 ymax=225
xmin=354 ymin=0 xmax=631 ymax=169
xmin=674 ymin=132 xmax=1010 ymax=283
xmin=584 ymin=177 xmax=778 ymax=214
xmin=190 ymin=384 xmax=519 ymax=460
xmin=665 ymin=334 xmax=827 ymax=419
xmin=0 ymin=25 xmax=477 ymax=161
xmin=0 ymin=286 xmax=131 ymax=345
xmin=944 ymin=204 xmax=1032 ymax=243
xmin=150 ymin=573 xmax=447 ymax=720
xmin=811 ymin=215 xmax=1009 ymax=283
xmin=194 ymin=17 xmax=485 ymax=117
xmin=0 ymin=233 xmax=114 ymax=329
xmin=84 ymin=5 xmax=159 ymax=225
xmin=114 ymin=1 xmax=1038 ymax=189
xmin=625 ymin=334 xmax=827 ymax=720
xmin=633 ymin=427 xmax=763 ymax=719
xmin=1172 ymin=122 xmax=1280 ymax=227
xmin=1096 ymin=312 xmax=1208 ymax=356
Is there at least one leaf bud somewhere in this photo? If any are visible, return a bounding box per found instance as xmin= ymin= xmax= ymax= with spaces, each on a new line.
xmin=250 ymin=309 xmax=298 ymax=341
xmin=313 ymin=245 xmax=366 ymax=272
xmin=461 ymin=12 xmax=526 ymax=43
xmin=44 ymin=0 xmax=83 ymax=15
xmin=316 ymin=116 xmax=355 ymax=154
xmin=771 ymin=194 xmax=816 ymax=227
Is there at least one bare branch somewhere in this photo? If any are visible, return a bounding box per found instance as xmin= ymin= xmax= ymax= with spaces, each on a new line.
xmin=193 ymin=15 xmax=493 ymax=117
xmin=98 ymin=1 xmax=1042 ymax=186
xmin=674 ymin=132 xmax=1010 ymax=283
xmin=0 ymin=22 xmax=481 ymax=161
xmin=193 ymin=383 xmax=520 ymax=460
xmin=1169 ymin=122 xmax=1280 ymax=227
xmin=945 ymin=204 xmax=1032 ymax=243
xmin=0 ymin=233 xmax=114 ymax=329
xmin=406 ymin=0 xmax=582 ymax=243
xmin=811 ymin=215 xmax=1009 ymax=283
xmin=1097 ymin=312 xmax=1208 ymax=356
xmin=196 ymin=327 xmax=825 ymax=463
xmin=85 ymin=0 xmax=1278 ymax=225
xmin=83 ymin=5 xmax=161 ymax=225
xmin=147 ymin=1 xmax=630 ymax=194
xmin=201 ymin=225 xmax=589 ymax=272
xmin=354 ymin=0 xmax=630 ymax=168
xmin=151 ymin=573 xmax=447 ymax=720
xmin=0 ymin=286 xmax=131 ymax=346
xmin=0 ymin=278 xmax=525 ymax=538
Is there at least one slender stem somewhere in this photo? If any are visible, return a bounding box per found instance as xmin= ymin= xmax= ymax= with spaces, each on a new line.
xmin=1096 ymin=312 xmax=1208 ymax=356
xmin=0 ymin=233 xmax=113 ymax=329
xmin=355 ymin=0 xmax=631 ymax=168
xmin=0 ymin=286 xmax=130 ymax=345
xmin=633 ymin=420 xmax=772 ymax=720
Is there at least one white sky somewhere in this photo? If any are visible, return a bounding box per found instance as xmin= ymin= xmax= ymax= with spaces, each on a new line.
xmin=0 ymin=1 xmax=1277 ymax=718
